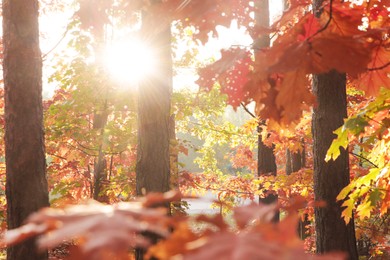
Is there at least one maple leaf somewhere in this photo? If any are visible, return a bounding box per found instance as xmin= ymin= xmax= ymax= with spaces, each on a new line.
xmin=275 ymin=69 xmax=315 ymax=124
xmin=353 ymin=39 xmax=390 ymax=96
xmin=320 ymin=1 xmax=365 ymax=37
xmin=3 ymin=199 xmax=171 ymax=258
xmin=146 ymin=222 xmax=198 ymax=259
xmin=219 ymin=56 xmax=252 ymax=108
xmin=154 ymin=0 xmax=253 ymax=43
xmin=196 ymin=48 xmax=252 ymax=107
xmin=297 ymin=14 xmax=321 ymax=42
xmin=258 ymin=80 xmax=283 ymax=123
xmin=233 ymin=203 xmax=277 ymax=229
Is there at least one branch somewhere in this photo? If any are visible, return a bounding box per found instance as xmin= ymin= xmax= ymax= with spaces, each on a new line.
xmin=188 ymin=177 xmax=255 ymax=196
xmin=42 ymin=26 xmax=71 ymax=60
xmin=349 ymin=151 xmax=378 ymax=168
xmin=307 ymin=0 xmax=333 ymax=41
xmin=240 ymin=102 xmax=257 ymax=119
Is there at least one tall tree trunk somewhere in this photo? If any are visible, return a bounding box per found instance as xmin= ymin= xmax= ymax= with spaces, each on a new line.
xmin=3 ymin=0 xmax=50 ymax=259
xmin=254 ymin=0 xmax=279 ymax=221
xmin=135 ymin=9 xmax=172 ymax=260
xmin=312 ymin=2 xmax=357 ymax=259
xmin=136 ymin=13 xmax=171 ymax=196
xmin=312 ymin=70 xmax=358 ymax=258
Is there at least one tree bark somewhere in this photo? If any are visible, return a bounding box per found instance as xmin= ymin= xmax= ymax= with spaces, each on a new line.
xmin=254 ymin=0 xmax=279 ymax=221
xmin=136 ymin=12 xmax=172 ymax=196
xmin=312 ymin=71 xmax=358 ymax=259
xmin=135 ymin=9 xmax=172 ymax=260
xmin=3 ymin=0 xmax=50 ymax=259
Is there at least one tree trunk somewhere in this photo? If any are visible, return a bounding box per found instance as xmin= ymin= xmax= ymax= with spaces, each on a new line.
xmin=312 ymin=70 xmax=358 ymax=259
xmin=3 ymin=0 xmax=50 ymax=259
xmin=254 ymin=0 xmax=279 ymax=221
xmin=136 ymin=13 xmax=172 ymax=196
xmin=135 ymin=9 xmax=172 ymax=260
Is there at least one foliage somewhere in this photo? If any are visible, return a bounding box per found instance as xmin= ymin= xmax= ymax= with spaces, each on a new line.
xmin=3 ymin=192 xmax=345 ymax=260
xmin=326 ymin=88 xmax=390 ymax=224
xmin=1 ymin=0 xmax=390 ymax=258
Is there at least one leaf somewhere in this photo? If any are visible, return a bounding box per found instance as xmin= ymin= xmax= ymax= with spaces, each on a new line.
xmin=325 ymin=126 xmax=348 ymax=161
xmin=353 ymin=39 xmax=390 ymax=96
xmin=356 ymin=200 xmax=374 ymax=220
xmin=233 ymin=203 xmax=277 ymax=229
xmin=297 ymin=14 xmax=321 ymax=42
xmin=220 ymin=56 xmax=252 ymax=108
xmin=146 ymin=222 xmax=198 ymax=259
xmin=310 ymin=35 xmax=372 ymax=78
xmin=3 ymin=199 xmax=171 ymax=258
xmin=320 ymin=2 xmax=365 ymax=36
xmin=275 ymin=69 xmax=315 ymax=124
xmin=268 ymin=33 xmax=371 ymax=78
xmin=196 ymin=48 xmax=249 ymax=91
xmin=340 ymin=198 xmax=354 ymax=224
xmin=337 ymin=184 xmax=353 ymax=201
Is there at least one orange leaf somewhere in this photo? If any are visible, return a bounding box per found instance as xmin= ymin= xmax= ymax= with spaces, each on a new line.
xmin=353 ymin=39 xmax=390 ymax=96
xmin=275 ymin=69 xmax=315 ymax=124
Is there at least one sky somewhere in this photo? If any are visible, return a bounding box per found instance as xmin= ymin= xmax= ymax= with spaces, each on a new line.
xmin=37 ymin=0 xmax=284 ymax=97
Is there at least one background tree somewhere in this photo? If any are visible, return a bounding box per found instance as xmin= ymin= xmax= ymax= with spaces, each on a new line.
xmin=254 ymin=0 xmax=278 ymax=221
xmin=3 ymin=0 xmax=50 ymax=259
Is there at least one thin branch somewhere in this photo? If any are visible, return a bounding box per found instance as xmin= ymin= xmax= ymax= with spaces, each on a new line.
xmin=47 ymin=153 xmax=67 ymax=160
xmin=307 ymin=0 xmax=333 ymax=41
xmin=42 ymin=26 xmax=71 ymax=59
xmin=240 ymin=102 xmax=257 ymax=119
xmin=188 ymin=178 xmax=255 ymax=196
xmin=349 ymin=151 xmax=378 ymax=168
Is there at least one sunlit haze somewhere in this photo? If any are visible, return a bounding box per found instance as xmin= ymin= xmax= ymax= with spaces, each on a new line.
xmin=104 ymin=39 xmax=156 ymax=87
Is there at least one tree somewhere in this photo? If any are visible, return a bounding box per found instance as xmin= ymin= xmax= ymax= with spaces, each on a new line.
xmin=136 ymin=10 xmax=172 ymax=197
xmin=135 ymin=7 xmax=173 ymax=260
xmin=254 ymin=0 xmax=278 ymax=221
xmin=311 ymin=1 xmax=358 ymax=258
xmin=312 ymin=71 xmax=358 ymax=259
xmin=3 ymin=0 xmax=50 ymax=259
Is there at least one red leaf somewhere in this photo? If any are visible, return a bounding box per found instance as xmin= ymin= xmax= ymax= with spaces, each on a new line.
xmin=353 ymin=38 xmax=390 ymax=96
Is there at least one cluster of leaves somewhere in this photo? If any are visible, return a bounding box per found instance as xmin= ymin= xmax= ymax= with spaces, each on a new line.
xmin=198 ymin=0 xmax=390 ymax=127
xmin=45 ymin=18 xmax=139 ymax=204
xmin=3 ymin=191 xmax=346 ymax=260
xmin=327 ymin=88 xmax=390 ymax=223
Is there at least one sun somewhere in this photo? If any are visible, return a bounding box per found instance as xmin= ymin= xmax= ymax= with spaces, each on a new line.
xmin=104 ymin=38 xmax=155 ymax=86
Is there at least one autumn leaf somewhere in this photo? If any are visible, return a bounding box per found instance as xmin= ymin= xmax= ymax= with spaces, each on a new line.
xmin=3 ymin=199 xmax=171 ymax=258
xmin=353 ymin=38 xmax=390 ymax=96
xmin=320 ymin=1 xmax=365 ymax=36
xmin=275 ymin=69 xmax=315 ymax=124
xmin=233 ymin=203 xmax=277 ymax=229
xmin=146 ymin=222 xmax=198 ymax=260
xmin=310 ymin=35 xmax=372 ymax=78
xmin=340 ymin=198 xmax=354 ymax=224
xmin=325 ymin=126 xmax=348 ymax=161
xmin=219 ymin=56 xmax=252 ymax=108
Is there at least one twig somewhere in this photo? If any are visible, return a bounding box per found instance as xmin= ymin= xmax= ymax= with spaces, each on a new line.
xmin=307 ymin=0 xmax=333 ymax=41
xmin=240 ymin=102 xmax=257 ymax=119
xmin=349 ymin=151 xmax=378 ymax=168
xmin=42 ymin=26 xmax=70 ymax=60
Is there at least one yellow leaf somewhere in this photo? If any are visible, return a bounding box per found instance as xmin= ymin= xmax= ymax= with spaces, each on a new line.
xmin=356 ymin=200 xmax=373 ymax=220
xmin=341 ymin=199 xmax=354 ymax=224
